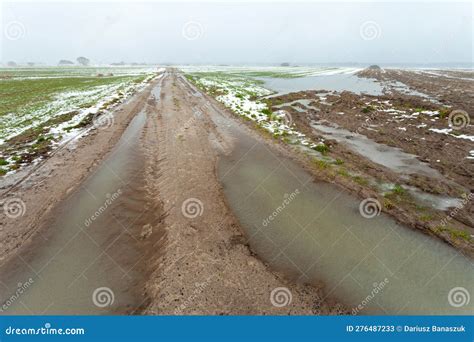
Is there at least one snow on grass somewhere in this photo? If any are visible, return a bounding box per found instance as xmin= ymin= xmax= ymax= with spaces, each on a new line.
xmin=185 ymin=71 xmax=323 ymax=151
xmin=179 ymin=65 xmax=360 ymax=78
xmin=0 ymin=74 xmax=155 ymax=144
xmin=0 ymin=66 xmax=159 ymax=80
xmin=0 ymin=68 xmax=160 ymax=174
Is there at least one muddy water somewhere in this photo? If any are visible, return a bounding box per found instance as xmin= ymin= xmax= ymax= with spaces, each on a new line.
xmin=0 ymin=101 xmax=157 ymax=314
xmin=218 ymin=127 xmax=474 ymax=315
xmin=256 ymin=73 xmax=384 ymax=96
xmin=274 ymin=99 xmax=320 ymax=113
xmin=310 ymin=122 xmax=463 ymax=209
xmin=402 ymin=186 xmax=462 ymax=211
xmin=310 ymin=121 xmax=443 ymax=179
xmin=383 ymin=80 xmax=440 ymax=102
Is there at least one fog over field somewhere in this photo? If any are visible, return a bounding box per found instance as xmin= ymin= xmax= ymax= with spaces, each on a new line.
xmin=0 ymin=1 xmax=472 ymax=66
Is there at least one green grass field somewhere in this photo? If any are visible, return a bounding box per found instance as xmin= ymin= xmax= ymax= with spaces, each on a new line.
xmin=0 ymin=66 xmax=157 ymax=174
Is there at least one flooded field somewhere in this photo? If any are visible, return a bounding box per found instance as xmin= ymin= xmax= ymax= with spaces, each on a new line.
xmin=257 ymin=72 xmax=384 ymax=96
xmin=219 ymin=126 xmax=474 ymax=315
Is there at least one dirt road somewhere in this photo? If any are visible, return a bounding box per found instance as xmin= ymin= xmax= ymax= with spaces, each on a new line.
xmin=0 ymin=70 xmax=345 ymax=314
xmin=0 ymin=79 xmax=161 ymax=264
xmin=142 ymin=71 xmax=343 ymax=314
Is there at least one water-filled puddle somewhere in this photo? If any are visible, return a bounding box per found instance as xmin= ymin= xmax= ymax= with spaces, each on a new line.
xmin=403 ymin=186 xmax=462 ymax=211
xmin=310 ymin=122 xmax=462 ymax=210
xmin=256 ymin=73 xmax=385 ymax=96
xmin=0 ymin=86 xmax=161 ymax=315
xmin=383 ymin=80 xmax=440 ymax=102
xmin=218 ymin=126 xmax=473 ymax=314
xmin=310 ymin=121 xmax=442 ymax=179
xmin=274 ymin=99 xmax=320 ymax=113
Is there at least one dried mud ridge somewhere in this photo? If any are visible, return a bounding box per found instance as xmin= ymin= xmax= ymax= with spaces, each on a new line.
xmin=262 ymin=69 xmax=473 ymax=256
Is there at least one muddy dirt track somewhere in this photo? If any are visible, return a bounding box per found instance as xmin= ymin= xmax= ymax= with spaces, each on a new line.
xmin=1 ymin=68 xmax=472 ymax=315
xmin=0 ymin=80 xmax=160 ymax=264
xmin=142 ymin=71 xmax=343 ymax=314
xmin=0 ymin=70 xmax=345 ymax=315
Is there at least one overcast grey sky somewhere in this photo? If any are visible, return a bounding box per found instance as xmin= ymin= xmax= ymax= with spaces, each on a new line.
xmin=0 ymin=1 xmax=472 ymax=66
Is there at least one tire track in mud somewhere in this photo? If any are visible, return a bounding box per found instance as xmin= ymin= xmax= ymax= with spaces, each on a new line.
xmin=0 ymin=70 xmax=344 ymax=315
xmin=0 ymin=79 xmax=162 ymax=265
xmin=143 ymin=71 xmax=345 ymax=314
xmin=0 ymin=77 xmax=167 ymax=314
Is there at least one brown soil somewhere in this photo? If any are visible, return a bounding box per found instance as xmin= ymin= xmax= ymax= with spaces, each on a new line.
xmin=357 ymin=68 xmax=474 ymax=113
xmin=264 ymin=69 xmax=473 ymax=256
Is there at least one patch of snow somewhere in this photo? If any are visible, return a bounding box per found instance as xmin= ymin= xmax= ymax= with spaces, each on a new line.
xmin=190 ymin=73 xmax=324 ymax=153
xmin=421 ymin=110 xmax=439 ymax=116
xmin=429 ymin=128 xmax=474 ymax=142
